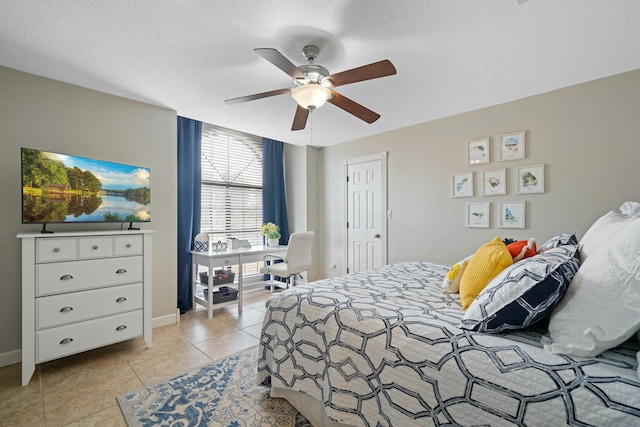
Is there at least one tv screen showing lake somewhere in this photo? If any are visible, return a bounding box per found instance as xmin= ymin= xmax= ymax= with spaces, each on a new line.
xmin=21 ymin=148 xmax=151 ymax=224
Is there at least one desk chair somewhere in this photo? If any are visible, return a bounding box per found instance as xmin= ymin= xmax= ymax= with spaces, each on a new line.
xmin=260 ymin=231 xmax=314 ymax=289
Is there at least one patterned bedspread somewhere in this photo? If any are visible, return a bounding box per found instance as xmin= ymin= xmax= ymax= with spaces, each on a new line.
xmin=257 ymin=262 xmax=640 ymax=427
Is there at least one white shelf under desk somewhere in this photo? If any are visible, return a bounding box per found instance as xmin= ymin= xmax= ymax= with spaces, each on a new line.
xmin=190 ymin=245 xmax=287 ymax=318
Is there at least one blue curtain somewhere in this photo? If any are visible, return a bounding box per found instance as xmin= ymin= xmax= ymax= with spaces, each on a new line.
xmin=177 ymin=116 xmax=202 ymax=314
xmin=262 ymin=138 xmax=290 ymax=245
xmin=262 ymin=138 xmax=290 ymax=283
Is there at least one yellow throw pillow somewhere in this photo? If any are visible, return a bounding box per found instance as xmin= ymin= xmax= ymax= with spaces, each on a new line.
xmin=459 ymin=237 xmax=513 ymax=309
xmin=441 ymin=255 xmax=472 ymax=294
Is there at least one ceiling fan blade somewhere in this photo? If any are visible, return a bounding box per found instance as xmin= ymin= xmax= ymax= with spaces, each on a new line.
xmin=291 ymin=105 xmax=309 ymax=131
xmin=224 ymin=88 xmax=291 ymax=105
xmin=254 ymin=48 xmax=309 ymax=82
xmin=328 ymin=91 xmax=380 ymax=124
xmin=327 ymin=59 xmax=397 ymax=88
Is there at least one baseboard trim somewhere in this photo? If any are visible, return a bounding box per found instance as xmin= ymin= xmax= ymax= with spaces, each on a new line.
xmin=0 ymin=349 xmax=21 ymax=368
xmin=152 ymin=312 xmax=178 ymax=328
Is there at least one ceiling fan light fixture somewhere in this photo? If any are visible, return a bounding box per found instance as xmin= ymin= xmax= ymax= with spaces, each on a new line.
xmin=291 ymin=84 xmax=331 ymax=110
xmin=321 ymin=78 xmax=334 ymax=88
xmin=226 ymin=46 xmax=396 ymax=130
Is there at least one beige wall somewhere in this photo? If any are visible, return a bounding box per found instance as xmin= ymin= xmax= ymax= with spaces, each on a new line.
xmin=0 ymin=66 xmax=177 ymax=361
xmin=2 ymin=62 xmax=639 ymax=362
xmin=318 ymin=69 xmax=640 ymax=277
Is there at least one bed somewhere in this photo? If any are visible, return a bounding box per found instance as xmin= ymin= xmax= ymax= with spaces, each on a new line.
xmin=257 ymin=211 xmax=640 ymax=426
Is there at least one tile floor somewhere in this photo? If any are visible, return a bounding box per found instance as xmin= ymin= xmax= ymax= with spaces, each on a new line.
xmin=0 ymin=289 xmax=278 ymax=427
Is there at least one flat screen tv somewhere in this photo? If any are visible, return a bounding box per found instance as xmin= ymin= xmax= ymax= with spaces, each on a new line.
xmin=21 ymin=147 xmax=150 ymax=231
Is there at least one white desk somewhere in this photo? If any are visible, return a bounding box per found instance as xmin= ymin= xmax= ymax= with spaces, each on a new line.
xmin=191 ymin=245 xmax=287 ymax=318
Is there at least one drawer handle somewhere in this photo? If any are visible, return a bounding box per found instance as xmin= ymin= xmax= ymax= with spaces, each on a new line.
xmin=92 ymin=245 xmax=99 ymax=250
xmin=116 ymin=268 xmax=127 ymax=274
xmin=126 ymin=243 xmax=132 ymax=248
xmin=116 ymin=297 xmax=127 ymax=303
xmin=59 ymin=306 xmax=74 ymax=313
xmin=116 ymin=325 xmax=127 ymax=331
xmin=60 ymin=274 xmax=73 ymax=281
xmin=60 ymin=338 xmax=74 ymax=345
xmin=53 ymin=247 xmax=60 ymax=253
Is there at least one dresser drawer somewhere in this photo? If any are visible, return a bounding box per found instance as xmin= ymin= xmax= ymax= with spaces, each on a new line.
xmin=36 ymin=283 xmax=143 ymax=329
xmin=114 ymin=235 xmax=143 ymax=256
xmin=36 ymin=310 xmax=143 ymax=363
xmin=36 ymin=256 xmax=143 ymax=296
xmin=37 ymin=239 xmax=77 ymax=263
xmin=78 ymin=236 xmax=113 ymax=259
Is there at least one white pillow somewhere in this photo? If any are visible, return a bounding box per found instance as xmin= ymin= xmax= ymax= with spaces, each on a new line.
xmin=620 ymin=201 xmax=640 ymax=217
xmin=579 ymin=211 xmax=632 ymax=261
xmin=545 ymin=218 xmax=640 ymax=357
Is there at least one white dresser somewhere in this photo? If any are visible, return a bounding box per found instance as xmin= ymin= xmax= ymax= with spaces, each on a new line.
xmin=17 ymin=230 xmax=154 ymax=385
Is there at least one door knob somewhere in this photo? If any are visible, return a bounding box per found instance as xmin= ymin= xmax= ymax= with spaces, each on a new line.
xmin=374 ymin=234 xmax=381 ymax=238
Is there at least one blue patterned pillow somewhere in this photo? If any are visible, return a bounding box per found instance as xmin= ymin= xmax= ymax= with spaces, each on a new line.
xmin=460 ymin=245 xmax=580 ymax=333
xmin=537 ymin=232 xmax=578 ymax=253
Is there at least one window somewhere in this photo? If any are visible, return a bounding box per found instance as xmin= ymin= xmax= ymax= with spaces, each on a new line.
xmin=200 ymin=123 xmax=263 ymax=274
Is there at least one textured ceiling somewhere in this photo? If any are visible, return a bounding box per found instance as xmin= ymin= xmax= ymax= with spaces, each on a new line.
xmin=1 ymin=1 xmax=639 ymax=146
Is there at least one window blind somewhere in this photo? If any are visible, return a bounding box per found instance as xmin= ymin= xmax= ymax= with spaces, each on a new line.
xmin=200 ymin=123 xmax=263 ymax=274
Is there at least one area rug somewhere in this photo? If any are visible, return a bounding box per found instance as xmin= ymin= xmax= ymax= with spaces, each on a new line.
xmin=117 ymin=346 xmax=310 ymax=427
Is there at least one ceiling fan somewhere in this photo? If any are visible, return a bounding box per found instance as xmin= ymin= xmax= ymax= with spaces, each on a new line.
xmin=225 ymin=45 xmax=397 ymax=131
